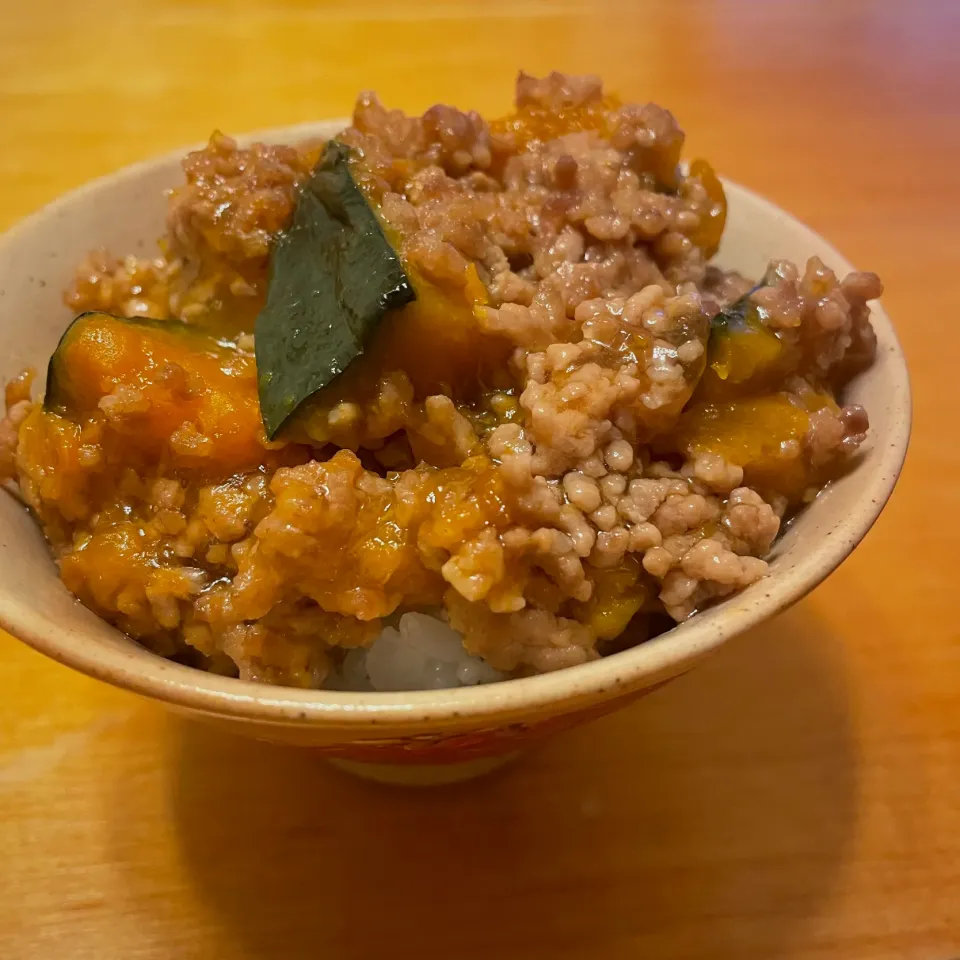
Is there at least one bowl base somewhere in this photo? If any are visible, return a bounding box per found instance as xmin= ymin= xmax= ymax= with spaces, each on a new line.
xmin=327 ymin=751 xmax=520 ymax=786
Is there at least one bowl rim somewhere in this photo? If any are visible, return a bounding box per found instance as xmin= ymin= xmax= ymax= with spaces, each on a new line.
xmin=0 ymin=122 xmax=912 ymax=727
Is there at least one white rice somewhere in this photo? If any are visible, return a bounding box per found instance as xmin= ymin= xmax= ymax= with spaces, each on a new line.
xmin=325 ymin=612 xmax=505 ymax=691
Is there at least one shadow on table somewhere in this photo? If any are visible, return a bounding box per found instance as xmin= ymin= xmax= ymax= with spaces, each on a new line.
xmin=167 ymin=602 xmax=857 ymax=960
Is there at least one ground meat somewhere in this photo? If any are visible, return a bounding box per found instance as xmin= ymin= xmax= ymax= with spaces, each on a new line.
xmin=66 ymin=251 xmax=174 ymax=319
xmin=660 ymin=543 xmax=768 ymax=621
xmin=751 ymin=256 xmax=880 ymax=383
xmin=172 ymin=133 xmax=315 ymax=259
xmin=805 ymin=403 xmax=871 ymax=471
xmin=0 ymin=399 xmax=32 ymax=482
xmin=701 ymin=266 xmax=754 ymax=307
xmin=446 ymin=591 xmax=597 ymax=673
xmin=722 ymin=488 xmax=780 ymax=554
xmin=3 ymin=72 xmax=883 ymax=686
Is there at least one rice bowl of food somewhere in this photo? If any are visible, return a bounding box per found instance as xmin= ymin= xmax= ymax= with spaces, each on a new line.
xmin=0 ymin=73 xmax=909 ymax=781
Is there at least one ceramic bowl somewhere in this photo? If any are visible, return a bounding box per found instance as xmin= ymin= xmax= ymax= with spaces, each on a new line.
xmin=0 ymin=122 xmax=911 ymax=784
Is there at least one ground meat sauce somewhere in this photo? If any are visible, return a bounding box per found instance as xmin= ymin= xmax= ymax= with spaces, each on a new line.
xmin=0 ymin=73 xmax=881 ymax=687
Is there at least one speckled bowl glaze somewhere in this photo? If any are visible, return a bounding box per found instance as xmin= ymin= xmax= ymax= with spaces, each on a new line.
xmin=0 ymin=122 xmax=911 ymax=784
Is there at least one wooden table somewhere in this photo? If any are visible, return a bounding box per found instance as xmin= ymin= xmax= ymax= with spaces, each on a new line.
xmin=1 ymin=1 xmax=957 ymax=956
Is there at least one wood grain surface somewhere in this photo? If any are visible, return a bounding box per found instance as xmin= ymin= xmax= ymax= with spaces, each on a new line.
xmin=1 ymin=1 xmax=958 ymax=957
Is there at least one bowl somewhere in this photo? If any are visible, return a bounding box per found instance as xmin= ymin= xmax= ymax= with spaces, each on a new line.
xmin=0 ymin=121 xmax=911 ymax=784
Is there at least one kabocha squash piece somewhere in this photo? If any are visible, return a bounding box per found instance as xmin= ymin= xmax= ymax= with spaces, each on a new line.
xmin=259 ymin=144 xmax=511 ymax=449
xmin=663 ymin=393 xmax=836 ymax=502
xmin=254 ymin=141 xmax=415 ymax=439
xmin=292 ymin=254 xmax=504 ymax=449
xmin=45 ymin=312 xmax=270 ymax=473
xmin=687 ymin=159 xmax=727 ymax=258
xmin=575 ymin=557 xmax=650 ymax=642
xmin=363 ymin=258 xmax=497 ymax=401
xmin=694 ymin=288 xmax=788 ymax=403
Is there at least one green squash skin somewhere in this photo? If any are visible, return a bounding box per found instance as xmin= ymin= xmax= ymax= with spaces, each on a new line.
xmin=254 ymin=141 xmax=415 ymax=439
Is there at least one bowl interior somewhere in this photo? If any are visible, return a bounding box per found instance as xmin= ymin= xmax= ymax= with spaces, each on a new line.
xmin=0 ymin=122 xmax=911 ymax=728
